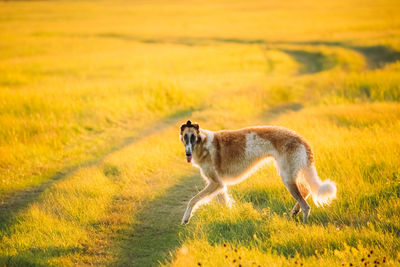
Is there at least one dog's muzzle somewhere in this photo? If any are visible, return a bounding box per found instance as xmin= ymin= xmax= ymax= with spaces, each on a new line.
xmin=186 ymin=154 xmax=192 ymax=163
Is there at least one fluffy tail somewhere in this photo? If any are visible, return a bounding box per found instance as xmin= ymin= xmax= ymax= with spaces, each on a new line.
xmin=302 ymin=164 xmax=337 ymax=207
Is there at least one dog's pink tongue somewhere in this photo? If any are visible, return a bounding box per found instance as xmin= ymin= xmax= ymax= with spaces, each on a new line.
xmin=186 ymin=155 xmax=192 ymax=163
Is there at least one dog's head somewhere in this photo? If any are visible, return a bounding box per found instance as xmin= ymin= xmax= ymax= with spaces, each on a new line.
xmin=180 ymin=120 xmax=200 ymax=163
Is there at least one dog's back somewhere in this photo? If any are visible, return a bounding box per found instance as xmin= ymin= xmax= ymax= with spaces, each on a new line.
xmin=208 ymin=127 xmax=312 ymax=182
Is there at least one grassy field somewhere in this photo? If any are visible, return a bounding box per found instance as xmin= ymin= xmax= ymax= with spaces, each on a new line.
xmin=0 ymin=0 xmax=400 ymax=266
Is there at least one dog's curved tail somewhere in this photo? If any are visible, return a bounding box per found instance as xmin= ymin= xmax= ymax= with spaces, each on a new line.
xmin=302 ymin=164 xmax=337 ymax=207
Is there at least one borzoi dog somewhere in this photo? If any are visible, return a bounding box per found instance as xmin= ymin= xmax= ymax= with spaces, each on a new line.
xmin=179 ymin=120 xmax=336 ymax=225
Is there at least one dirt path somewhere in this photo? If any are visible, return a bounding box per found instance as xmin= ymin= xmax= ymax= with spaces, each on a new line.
xmin=112 ymin=174 xmax=201 ymax=266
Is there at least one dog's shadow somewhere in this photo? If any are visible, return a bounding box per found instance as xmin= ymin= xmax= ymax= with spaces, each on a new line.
xmin=194 ymin=186 xmax=293 ymax=247
xmin=234 ymin=186 xmax=291 ymax=215
xmin=195 ymin=185 xmax=336 ymax=257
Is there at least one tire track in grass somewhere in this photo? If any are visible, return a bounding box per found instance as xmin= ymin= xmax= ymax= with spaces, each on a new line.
xmin=102 ymin=33 xmax=400 ymax=71
xmin=112 ymin=174 xmax=202 ymax=267
xmin=82 ymin=33 xmax=400 ymax=70
xmin=288 ymin=41 xmax=400 ymax=70
xmin=280 ymin=49 xmax=335 ymax=74
xmin=48 ymin=33 xmax=400 ymax=71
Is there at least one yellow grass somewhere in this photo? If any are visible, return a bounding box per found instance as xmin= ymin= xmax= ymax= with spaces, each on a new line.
xmin=0 ymin=0 xmax=399 ymax=266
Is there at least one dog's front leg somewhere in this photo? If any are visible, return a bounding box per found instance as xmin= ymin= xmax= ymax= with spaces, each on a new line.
xmin=182 ymin=180 xmax=222 ymax=225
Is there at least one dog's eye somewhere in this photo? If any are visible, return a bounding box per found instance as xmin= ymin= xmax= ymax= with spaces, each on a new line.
xmin=190 ymin=135 xmax=195 ymax=143
xmin=184 ymin=134 xmax=188 ymax=142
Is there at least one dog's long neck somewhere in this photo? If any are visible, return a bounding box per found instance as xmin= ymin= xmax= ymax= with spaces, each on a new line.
xmin=192 ymin=129 xmax=213 ymax=165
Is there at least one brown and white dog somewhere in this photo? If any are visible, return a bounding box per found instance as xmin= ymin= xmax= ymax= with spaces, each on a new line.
xmin=179 ymin=120 xmax=336 ymax=225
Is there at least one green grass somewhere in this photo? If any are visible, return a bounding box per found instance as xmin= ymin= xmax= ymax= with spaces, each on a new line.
xmin=0 ymin=0 xmax=399 ymax=266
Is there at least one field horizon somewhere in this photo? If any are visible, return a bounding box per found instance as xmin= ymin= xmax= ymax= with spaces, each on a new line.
xmin=0 ymin=0 xmax=399 ymax=266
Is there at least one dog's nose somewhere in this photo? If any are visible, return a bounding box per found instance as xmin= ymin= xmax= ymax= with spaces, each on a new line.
xmin=186 ymin=153 xmax=192 ymax=156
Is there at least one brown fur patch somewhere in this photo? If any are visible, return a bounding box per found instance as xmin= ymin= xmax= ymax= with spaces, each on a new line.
xmin=212 ymin=131 xmax=247 ymax=174
xmin=208 ymin=127 xmax=314 ymax=166
xmin=193 ymin=136 xmax=210 ymax=163
xmin=297 ymin=182 xmax=311 ymax=198
xmin=250 ymin=127 xmax=314 ymax=164
xmin=213 ymin=136 xmax=221 ymax=171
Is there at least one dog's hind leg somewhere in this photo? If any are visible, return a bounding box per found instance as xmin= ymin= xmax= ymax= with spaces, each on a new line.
xmin=290 ymin=203 xmax=300 ymax=217
xmin=279 ymin=163 xmax=310 ymax=223
xmin=290 ymin=183 xmax=310 ymax=217
xmin=182 ymin=181 xmax=223 ymax=225
xmin=284 ymin=180 xmax=310 ymax=223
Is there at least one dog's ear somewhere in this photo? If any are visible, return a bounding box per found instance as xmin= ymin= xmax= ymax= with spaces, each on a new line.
xmin=192 ymin=123 xmax=200 ymax=142
xmin=180 ymin=124 xmax=186 ymax=133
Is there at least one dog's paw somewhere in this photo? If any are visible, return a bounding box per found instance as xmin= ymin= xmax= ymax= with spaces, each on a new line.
xmin=181 ymin=218 xmax=189 ymax=225
xmin=289 ymin=209 xmax=299 ymax=218
xmin=181 ymin=210 xmax=191 ymax=225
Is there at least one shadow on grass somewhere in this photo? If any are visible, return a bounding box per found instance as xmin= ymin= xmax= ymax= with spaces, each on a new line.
xmin=235 ymin=186 xmax=291 ymax=214
xmin=94 ymin=33 xmax=400 ymax=70
xmin=112 ymin=174 xmax=203 ymax=267
xmin=37 ymin=31 xmax=400 ymax=70
xmin=38 ymin=32 xmax=400 ymax=71
xmin=0 ymin=108 xmax=197 ymax=233
xmin=285 ymin=41 xmax=400 ymax=70
xmin=281 ymin=49 xmax=335 ymax=74
xmin=351 ymin=45 xmax=400 ymax=69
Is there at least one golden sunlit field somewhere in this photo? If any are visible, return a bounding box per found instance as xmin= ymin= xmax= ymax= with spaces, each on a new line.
xmin=1 ymin=0 xmax=400 ymax=266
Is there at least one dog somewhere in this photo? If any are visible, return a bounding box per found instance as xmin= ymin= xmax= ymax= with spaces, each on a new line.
xmin=179 ymin=120 xmax=336 ymax=225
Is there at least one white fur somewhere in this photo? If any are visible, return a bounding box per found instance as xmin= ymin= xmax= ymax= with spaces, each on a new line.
xmin=203 ymin=130 xmax=214 ymax=153
xmin=245 ymin=132 xmax=275 ymax=158
xmin=302 ymin=164 xmax=337 ymax=207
